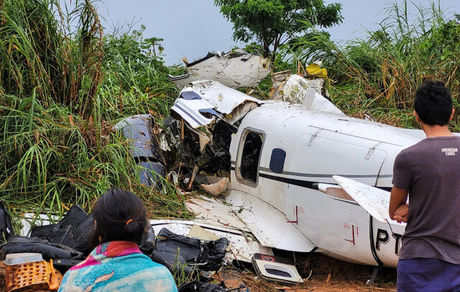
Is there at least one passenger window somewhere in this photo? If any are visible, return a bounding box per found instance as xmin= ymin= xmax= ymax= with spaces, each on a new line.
xmin=269 ymin=148 xmax=286 ymax=174
xmin=240 ymin=131 xmax=263 ymax=183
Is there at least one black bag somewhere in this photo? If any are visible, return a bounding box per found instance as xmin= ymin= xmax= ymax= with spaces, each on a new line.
xmin=31 ymin=205 xmax=95 ymax=255
xmin=198 ymin=237 xmax=230 ymax=271
xmin=1 ymin=236 xmax=84 ymax=260
xmin=31 ymin=205 xmax=156 ymax=257
xmin=1 ymin=236 xmax=84 ymax=273
xmin=152 ymin=228 xmax=229 ymax=272
xmin=0 ymin=201 xmax=14 ymax=243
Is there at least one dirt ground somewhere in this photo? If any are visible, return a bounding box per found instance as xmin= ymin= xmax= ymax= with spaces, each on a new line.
xmin=217 ymin=253 xmax=397 ymax=292
xmin=1 ymin=254 xmax=397 ymax=291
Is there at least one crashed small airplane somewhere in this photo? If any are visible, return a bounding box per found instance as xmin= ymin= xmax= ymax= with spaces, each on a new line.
xmin=166 ymin=76 xmax=453 ymax=274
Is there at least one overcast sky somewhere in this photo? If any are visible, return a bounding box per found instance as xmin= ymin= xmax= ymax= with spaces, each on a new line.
xmin=92 ymin=0 xmax=459 ymax=65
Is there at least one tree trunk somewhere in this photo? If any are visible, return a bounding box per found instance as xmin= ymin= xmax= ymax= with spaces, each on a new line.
xmin=263 ymin=42 xmax=270 ymax=59
xmin=270 ymin=40 xmax=280 ymax=65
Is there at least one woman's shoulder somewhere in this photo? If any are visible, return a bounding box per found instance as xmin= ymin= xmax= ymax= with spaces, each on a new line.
xmin=59 ymin=253 xmax=177 ymax=292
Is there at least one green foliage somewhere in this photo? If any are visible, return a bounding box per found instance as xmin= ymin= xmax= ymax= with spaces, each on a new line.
xmin=100 ymin=27 xmax=178 ymax=120
xmin=0 ymin=0 xmax=62 ymax=102
xmin=275 ymin=28 xmax=335 ymax=71
xmin=0 ymin=2 xmax=189 ymax=219
xmin=1 ymin=0 xmax=459 ymax=225
xmin=103 ymin=27 xmax=168 ymax=87
xmin=0 ymin=93 xmax=189 ymax=218
xmin=214 ymin=0 xmax=342 ymax=61
xmin=172 ymin=248 xmax=200 ymax=287
xmin=282 ymin=0 xmax=459 ymax=130
xmin=0 ymin=0 xmax=103 ymax=117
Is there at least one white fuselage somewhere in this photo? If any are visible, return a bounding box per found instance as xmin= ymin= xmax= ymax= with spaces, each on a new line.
xmin=228 ymin=102 xmax=422 ymax=267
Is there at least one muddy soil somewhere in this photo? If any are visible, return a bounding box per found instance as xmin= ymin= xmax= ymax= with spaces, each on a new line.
xmin=217 ymin=253 xmax=397 ymax=292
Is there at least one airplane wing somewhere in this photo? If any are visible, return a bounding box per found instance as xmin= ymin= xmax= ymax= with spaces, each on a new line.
xmin=332 ymin=176 xmax=406 ymax=227
xmin=225 ymin=190 xmax=317 ymax=253
xmin=186 ymin=193 xmax=316 ymax=253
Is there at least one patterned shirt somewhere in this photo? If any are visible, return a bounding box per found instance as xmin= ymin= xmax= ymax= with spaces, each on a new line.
xmin=59 ymin=241 xmax=178 ymax=292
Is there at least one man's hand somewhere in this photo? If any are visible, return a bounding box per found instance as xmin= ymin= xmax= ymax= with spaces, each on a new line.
xmin=389 ymin=186 xmax=408 ymax=221
xmin=393 ymin=204 xmax=408 ymax=223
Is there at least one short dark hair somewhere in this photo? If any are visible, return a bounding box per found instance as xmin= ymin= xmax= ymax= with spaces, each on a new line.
xmin=414 ymin=80 xmax=452 ymax=126
xmin=92 ymin=189 xmax=147 ymax=246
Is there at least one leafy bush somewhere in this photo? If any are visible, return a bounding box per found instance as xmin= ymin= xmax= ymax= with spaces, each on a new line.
xmin=0 ymin=1 xmax=188 ymax=218
xmin=99 ymin=27 xmax=178 ymax=121
xmin=0 ymin=0 xmax=103 ymax=117
xmin=0 ymin=93 xmax=189 ymax=218
xmin=282 ymin=0 xmax=459 ymax=129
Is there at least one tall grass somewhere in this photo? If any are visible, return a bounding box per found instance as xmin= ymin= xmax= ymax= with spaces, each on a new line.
xmin=0 ymin=0 xmax=103 ymax=117
xmin=0 ymin=93 xmax=189 ymax=218
xmin=282 ymin=0 xmax=459 ymax=130
xmin=1 ymin=0 xmax=458 ymax=222
xmin=98 ymin=28 xmax=178 ymax=121
xmin=0 ymin=1 xmax=190 ymax=219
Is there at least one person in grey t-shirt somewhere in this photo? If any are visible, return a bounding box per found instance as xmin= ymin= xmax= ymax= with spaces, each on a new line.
xmin=389 ymin=81 xmax=460 ymax=292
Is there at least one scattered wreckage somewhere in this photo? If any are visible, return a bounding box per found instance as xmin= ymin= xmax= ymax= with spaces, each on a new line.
xmin=79 ymin=74 xmax=440 ymax=286
xmin=169 ymin=50 xmax=271 ymax=89
xmin=1 ymin=68 xmax=450 ymax=290
xmin=108 ymin=75 xmax=437 ymax=282
xmin=113 ymin=114 xmax=166 ymax=189
xmin=114 ymin=75 xmax=453 ymax=278
xmin=164 ymin=78 xmax=415 ymax=269
xmin=0 ymin=205 xmax=236 ymax=291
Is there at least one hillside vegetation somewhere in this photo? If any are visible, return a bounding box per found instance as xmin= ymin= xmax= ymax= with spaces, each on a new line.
xmin=280 ymin=1 xmax=459 ymax=128
xmin=0 ymin=0 xmax=458 ymax=217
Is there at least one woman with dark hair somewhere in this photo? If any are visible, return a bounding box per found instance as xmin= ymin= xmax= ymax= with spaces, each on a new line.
xmin=59 ymin=189 xmax=178 ymax=292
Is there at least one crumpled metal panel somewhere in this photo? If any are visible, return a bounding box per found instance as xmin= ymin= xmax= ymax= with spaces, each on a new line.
xmin=113 ymin=114 xmax=166 ymax=188
xmin=276 ymin=75 xmax=344 ymax=115
xmin=113 ymin=114 xmax=164 ymax=162
xmin=170 ymin=50 xmax=270 ymax=89
xmin=171 ymin=80 xmax=262 ymax=128
xmin=225 ymin=190 xmax=317 ymax=253
xmin=138 ymin=161 xmax=166 ymax=188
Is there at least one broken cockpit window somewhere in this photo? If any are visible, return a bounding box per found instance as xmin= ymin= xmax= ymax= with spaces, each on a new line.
xmin=170 ymin=80 xmax=261 ymax=129
xmin=239 ymin=130 xmax=264 ymax=184
xmin=167 ymin=80 xmax=263 ymax=189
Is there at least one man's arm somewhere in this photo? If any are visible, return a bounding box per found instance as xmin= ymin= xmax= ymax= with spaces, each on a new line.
xmin=389 ymin=187 xmax=409 ymax=223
